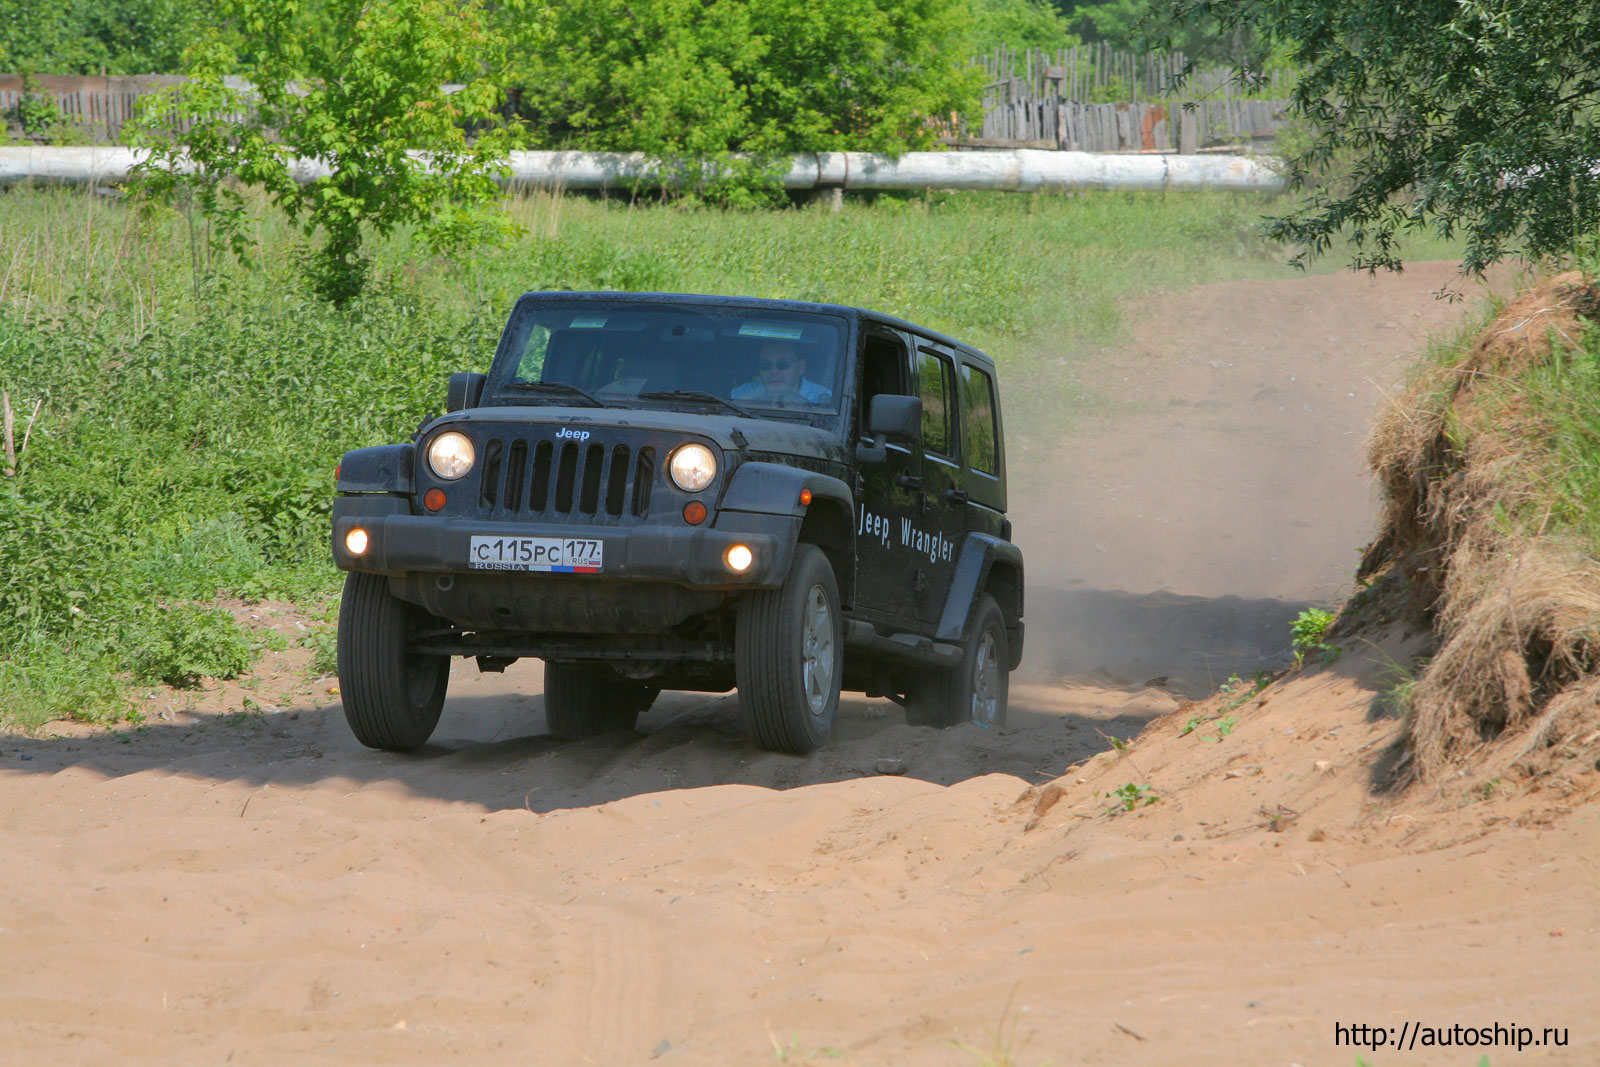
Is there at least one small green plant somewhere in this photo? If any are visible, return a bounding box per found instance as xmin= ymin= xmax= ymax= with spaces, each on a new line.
xmin=1106 ymin=782 xmax=1160 ymax=813
xmin=122 ymin=604 xmax=254 ymax=688
xmin=1290 ymin=607 xmax=1341 ymax=667
xmin=1179 ymin=715 xmax=1202 ymax=737
xmin=298 ymin=623 xmax=339 ymax=677
xmin=1215 ymin=715 xmax=1238 ymax=737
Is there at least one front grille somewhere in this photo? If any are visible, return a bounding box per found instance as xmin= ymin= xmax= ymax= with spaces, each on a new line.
xmin=472 ymin=434 xmax=655 ymax=523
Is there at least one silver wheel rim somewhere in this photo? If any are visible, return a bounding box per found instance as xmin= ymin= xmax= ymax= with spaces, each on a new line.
xmin=802 ymin=585 xmax=836 ymax=715
xmin=970 ymin=630 xmax=1002 ymax=724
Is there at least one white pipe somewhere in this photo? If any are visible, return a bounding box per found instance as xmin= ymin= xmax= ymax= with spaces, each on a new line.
xmin=0 ymin=146 xmax=1285 ymax=193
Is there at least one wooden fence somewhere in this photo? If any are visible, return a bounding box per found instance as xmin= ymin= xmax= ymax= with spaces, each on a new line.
xmin=4 ymin=49 xmax=1295 ymax=154
xmin=960 ymin=45 xmax=1294 ymax=153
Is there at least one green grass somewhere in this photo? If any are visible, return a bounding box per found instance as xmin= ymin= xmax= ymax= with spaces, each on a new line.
xmin=0 ymin=183 xmax=1463 ymax=728
xmin=1514 ymin=320 xmax=1600 ymax=557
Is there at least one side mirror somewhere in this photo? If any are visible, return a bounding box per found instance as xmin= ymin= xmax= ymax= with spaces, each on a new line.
xmin=868 ymin=394 xmax=922 ymax=444
xmin=447 ymin=372 xmax=487 ymax=412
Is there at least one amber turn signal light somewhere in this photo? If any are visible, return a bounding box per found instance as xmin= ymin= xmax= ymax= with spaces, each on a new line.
xmin=424 ymin=488 xmax=447 ymax=512
xmin=799 ymin=488 xmax=812 ymax=507
xmin=683 ymin=500 xmax=708 ymax=525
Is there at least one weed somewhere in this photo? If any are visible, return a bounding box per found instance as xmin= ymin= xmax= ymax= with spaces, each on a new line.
xmin=1106 ymin=782 xmax=1160 ymax=813
xmin=1290 ymin=607 xmax=1341 ymax=667
xmin=950 ymin=984 xmax=1042 ymax=1067
xmin=122 ymin=604 xmax=253 ymax=689
xmin=1179 ymin=715 xmax=1202 ymax=737
xmin=298 ymin=622 xmax=339 ymax=677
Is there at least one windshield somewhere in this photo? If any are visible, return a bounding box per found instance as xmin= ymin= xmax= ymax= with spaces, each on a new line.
xmin=488 ymin=300 xmax=848 ymax=414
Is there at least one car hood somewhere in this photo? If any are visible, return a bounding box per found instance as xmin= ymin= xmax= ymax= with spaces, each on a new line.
xmin=432 ymin=405 xmax=849 ymax=463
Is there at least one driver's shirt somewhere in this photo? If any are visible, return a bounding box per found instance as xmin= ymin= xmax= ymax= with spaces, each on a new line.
xmin=731 ymin=378 xmax=833 ymax=404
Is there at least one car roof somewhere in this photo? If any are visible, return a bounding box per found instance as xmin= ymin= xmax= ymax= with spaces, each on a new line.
xmin=516 ymin=290 xmax=997 ymax=367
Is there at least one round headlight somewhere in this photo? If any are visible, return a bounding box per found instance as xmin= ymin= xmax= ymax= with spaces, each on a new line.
xmin=427 ymin=431 xmax=475 ymax=480
xmin=669 ymin=443 xmax=717 ymax=493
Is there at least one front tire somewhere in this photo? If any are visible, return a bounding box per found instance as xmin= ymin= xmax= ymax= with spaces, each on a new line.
xmin=735 ymin=544 xmax=842 ymax=754
xmin=543 ymin=663 xmax=657 ymax=740
xmin=337 ymin=571 xmax=450 ymax=751
xmin=906 ymin=594 xmax=1009 ymax=728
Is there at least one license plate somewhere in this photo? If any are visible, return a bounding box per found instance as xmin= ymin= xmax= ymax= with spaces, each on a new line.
xmin=467 ymin=536 xmax=604 ymax=573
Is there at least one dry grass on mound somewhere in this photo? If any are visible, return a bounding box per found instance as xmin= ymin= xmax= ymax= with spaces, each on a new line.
xmin=1358 ymin=271 xmax=1600 ymax=789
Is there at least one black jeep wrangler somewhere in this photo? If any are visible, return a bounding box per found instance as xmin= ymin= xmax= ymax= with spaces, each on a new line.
xmin=331 ymin=292 xmax=1024 ymax=754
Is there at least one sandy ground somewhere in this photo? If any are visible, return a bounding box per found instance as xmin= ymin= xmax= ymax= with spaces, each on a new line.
xmin=6 ymin=262 xmax=1598 ymax=1066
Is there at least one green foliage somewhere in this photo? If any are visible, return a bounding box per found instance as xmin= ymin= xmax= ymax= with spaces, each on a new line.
xmin=0 ymin=0 xmax=220 ymax=75
xmin=1105 ymin=781 xmax=1159 ymax=812
xmin=1158 ymin=0 xmax=1600 ymax=275
xmin=130 ymin=0 xmax=522 ymax=304
xmin=972 ymin=0 xmax=1078 ymax=53
xmin=1510 ymin=302 xmax=1600 ymax=558
xmin=1290 ymin=607 xmax=1339 ymax=667
xmin=516 ymin=0 xmax=982 ymax=202
xmin=123 ymin=604 xmax=253 ymax=687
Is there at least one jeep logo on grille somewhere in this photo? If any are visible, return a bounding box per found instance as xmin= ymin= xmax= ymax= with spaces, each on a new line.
xmin=555 ymin=427 xmax=591 ymax=441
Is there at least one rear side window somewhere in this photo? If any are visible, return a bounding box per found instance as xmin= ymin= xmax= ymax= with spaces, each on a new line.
xmin=916 ymin=349 xmax=955 ymax=458
xmin=961 ymin=364 xmax=999 ymax=475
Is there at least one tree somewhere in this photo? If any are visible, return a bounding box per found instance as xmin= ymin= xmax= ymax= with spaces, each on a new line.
xmin=512 ymin=0 xmax=981 ymax=201
xmin=1158 ymin=0 xmax=1600 ymax=274
xmin=971 ymin=0 xmax=1079 ymax=53
xmin=0 ymin=0 xmax=223 ymax=75
xmin=131 ymin=0 xmax=521 ymax=304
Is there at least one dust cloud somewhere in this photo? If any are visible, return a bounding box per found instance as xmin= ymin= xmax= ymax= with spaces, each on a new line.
xmin=1003 ymin=263 xmax=1494 ymax=696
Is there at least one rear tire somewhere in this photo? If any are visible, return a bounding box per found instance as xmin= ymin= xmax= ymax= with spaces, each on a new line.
xmin=543 ymin=663 xmax=656 ymax=739
xmin=337 ymin=571 xmax=449 ymax=752
xmin=905 ymin=594 xmax=1009 ymax=728
xmin=735 ymin=544 xmax=842 ymax=754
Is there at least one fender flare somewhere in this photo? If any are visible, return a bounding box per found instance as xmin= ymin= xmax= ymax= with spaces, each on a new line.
xmin=719 ymin=462 xmax=853 ymax=519
xmin=936 ymin=533 xmax=1025 ymax=669
xmin=337 ymin=443 xmax=415 ymax=495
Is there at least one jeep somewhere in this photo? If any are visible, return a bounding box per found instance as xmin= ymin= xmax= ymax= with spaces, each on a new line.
xmin=331 ymin=292 xmax=1024 ymax=754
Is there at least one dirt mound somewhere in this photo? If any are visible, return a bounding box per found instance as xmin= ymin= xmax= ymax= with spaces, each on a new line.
xmin=1358 ymin=271 xmax=1600 ymax=787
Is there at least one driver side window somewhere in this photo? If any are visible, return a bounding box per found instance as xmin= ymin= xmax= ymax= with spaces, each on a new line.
xmin=860 ymin=331 xmax=911 ymax=437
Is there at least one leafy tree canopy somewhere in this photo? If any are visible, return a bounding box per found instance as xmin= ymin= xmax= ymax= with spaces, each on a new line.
xmin=1160 ymin=0 xmax=1600 ymax=274
xmin=0 ymin=0 xmax=220 ymax=74
xmin=514 ymin=0 xmax=981 ymax=193
xmin=132 ymin=0 xmax=522 ymax=304
xmin=972 ymin=0 xmax=1079 ymax=53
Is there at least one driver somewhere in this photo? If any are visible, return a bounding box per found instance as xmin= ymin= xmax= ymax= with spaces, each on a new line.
xmin=732 ymin=341 xmax=832 ymax=404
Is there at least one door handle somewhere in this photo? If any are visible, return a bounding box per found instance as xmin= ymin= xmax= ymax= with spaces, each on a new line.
xmin=895 ymin=474 xmax=923 ymax=491
xmin=943 ymin=489 xmax=969 ymax=504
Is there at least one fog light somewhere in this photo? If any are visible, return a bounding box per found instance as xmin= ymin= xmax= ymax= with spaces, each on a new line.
xmin=424 ymin=488 xmax=447 ymax=511
xmin=724 ymin=543 xmax=753 ymax=573
xmin=345 ymin=528 xmax=370 ymax=556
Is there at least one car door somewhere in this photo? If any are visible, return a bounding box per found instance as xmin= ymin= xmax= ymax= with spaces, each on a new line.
xmin=909 ymin=341 xmax=965 ymax=627
xmin=853 ymin=327 xmax=920 ymax=629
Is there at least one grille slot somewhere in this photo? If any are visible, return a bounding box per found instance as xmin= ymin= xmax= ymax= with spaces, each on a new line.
xmin=554 ymin=442 xmax=578 ymax=513
xmin=502 ymin=440 xmax=527 ymax=513
xmin=632 ymin=447 xmax=655 ymax=517
xmin=605 ymin=445 xmax=631 ymax=516
xmin=477 ymin=438 xmax=504 ymax=509
xmin=579 ymin=444 xmax=605 ymax=514
xmin=529 ymin=440 xmax=553 ymax=512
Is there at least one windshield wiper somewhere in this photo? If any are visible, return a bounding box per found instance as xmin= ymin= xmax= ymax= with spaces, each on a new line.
xmin=637 ymin=390 xmax=753 ymax=418
xmin=501 ymin=380 xmax=610 ymax=407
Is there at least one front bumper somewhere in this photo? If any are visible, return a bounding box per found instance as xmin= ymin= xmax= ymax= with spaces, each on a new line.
xmin=331 ymin=497 xmax=794 ymax=589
